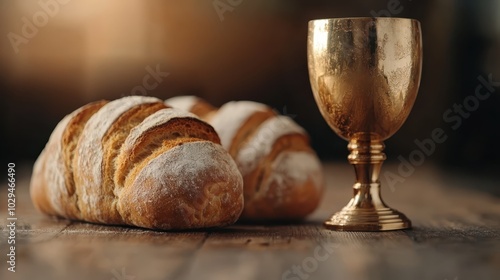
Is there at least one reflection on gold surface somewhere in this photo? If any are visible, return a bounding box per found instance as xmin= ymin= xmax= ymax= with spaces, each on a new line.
xmin=308 ymin=18 xmax=422 ymax=141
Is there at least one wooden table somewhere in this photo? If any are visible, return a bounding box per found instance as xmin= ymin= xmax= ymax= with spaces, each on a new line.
xmin=1 ymin=162 xmax=499 ymax=280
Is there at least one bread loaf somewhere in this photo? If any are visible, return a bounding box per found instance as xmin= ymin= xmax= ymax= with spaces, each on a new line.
xmin=30 ymin=96 xmax=244 ymax=230
xmin=166 ymin=96 xmax=324 ymax=220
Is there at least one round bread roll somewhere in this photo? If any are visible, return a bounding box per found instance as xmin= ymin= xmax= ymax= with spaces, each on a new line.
xmin=30 ymin=96 xmax=244 ymax=230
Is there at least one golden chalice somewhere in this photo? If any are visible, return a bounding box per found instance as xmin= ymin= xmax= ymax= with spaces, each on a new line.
xmin=307 ymin=17 xmax=422 ymax=231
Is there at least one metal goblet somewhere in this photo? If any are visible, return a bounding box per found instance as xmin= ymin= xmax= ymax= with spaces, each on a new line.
xmin=307 ymin=17 xmax=422 ymax=231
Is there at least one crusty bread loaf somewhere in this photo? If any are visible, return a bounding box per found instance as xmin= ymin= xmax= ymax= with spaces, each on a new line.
xmin=30 ymin=96 xmax=244 ymax=230
xmin=166 ymin=96 xmax=324 ymax=220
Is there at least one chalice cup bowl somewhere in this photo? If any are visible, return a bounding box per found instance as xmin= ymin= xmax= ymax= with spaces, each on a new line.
xmin=307 ymin=17 xmax=422 ymax=231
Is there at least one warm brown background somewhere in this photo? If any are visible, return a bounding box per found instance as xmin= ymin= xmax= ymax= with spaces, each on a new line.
xmin=1 ymin=0 xmax=499 ymax=175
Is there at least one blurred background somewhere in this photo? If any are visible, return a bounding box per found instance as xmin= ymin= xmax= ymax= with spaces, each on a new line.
xmin=1 ymin=0 xmax=499 ymax=177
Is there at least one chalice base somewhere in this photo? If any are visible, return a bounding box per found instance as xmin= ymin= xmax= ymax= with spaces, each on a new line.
xmin=324 ymin=203 xmax=412 ymax=231
xmin=323 ymin=136 xmax=412 ymax=231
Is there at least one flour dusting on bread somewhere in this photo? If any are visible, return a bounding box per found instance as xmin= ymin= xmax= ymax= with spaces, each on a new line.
xmin=236 ymin=116 xmax=306 ymax=176
xmin=122 ymin=141 xmax=243 ymax=229
xmin=165 ymin=95 xmax=199 ymax=112
xmin=210 ymin=101 xmax=269 ymax=149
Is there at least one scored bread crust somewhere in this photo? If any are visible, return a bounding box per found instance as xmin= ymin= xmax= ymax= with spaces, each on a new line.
xmin=165 ymin=96 xmax=324 ymax=220
xmin=73 ymin=96 xmax=162 ymax=223
xmin=209 ymin=101 xmax=271 ymax=151
xmin=166 ymin=95 xmax=217 ymax=120
xmin=235 ymin=116 xmax=323 ymax=220
xmin=30 ymin=96 xmax=244 ymax=230
xmin=31 ymin=101 xmax=108 ymax=218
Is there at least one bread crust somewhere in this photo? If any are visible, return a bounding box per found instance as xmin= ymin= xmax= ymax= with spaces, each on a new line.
xmin=119 ymin=141 xmax=243 ymax=229
xmin=165 ymin=95 xmax=216 ymax=119
xmin=30 ymin=96 xmax=244 ymax=230
xmin=31 ymin=101 xmax=108 ymax=218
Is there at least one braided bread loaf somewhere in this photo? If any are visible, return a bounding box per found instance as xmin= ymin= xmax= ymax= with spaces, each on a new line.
xmin=30 ymin=96 xmax=244 ymax=230
xmin=166 ymin=96 xmax=324 ymax=220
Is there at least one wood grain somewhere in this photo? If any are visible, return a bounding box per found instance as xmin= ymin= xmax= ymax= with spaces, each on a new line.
xmin=1 ymin=162 xmax=499 ymax=280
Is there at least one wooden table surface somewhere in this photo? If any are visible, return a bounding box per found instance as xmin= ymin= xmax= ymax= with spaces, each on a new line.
xmin=1 ymin=162 xmax=499 ymax=280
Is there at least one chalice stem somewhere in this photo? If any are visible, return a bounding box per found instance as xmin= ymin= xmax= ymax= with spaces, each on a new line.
xmin=323 ymin=133 xmax=412 ymax=231
xmin=347 ymin=134 xmax=386 ymax=209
